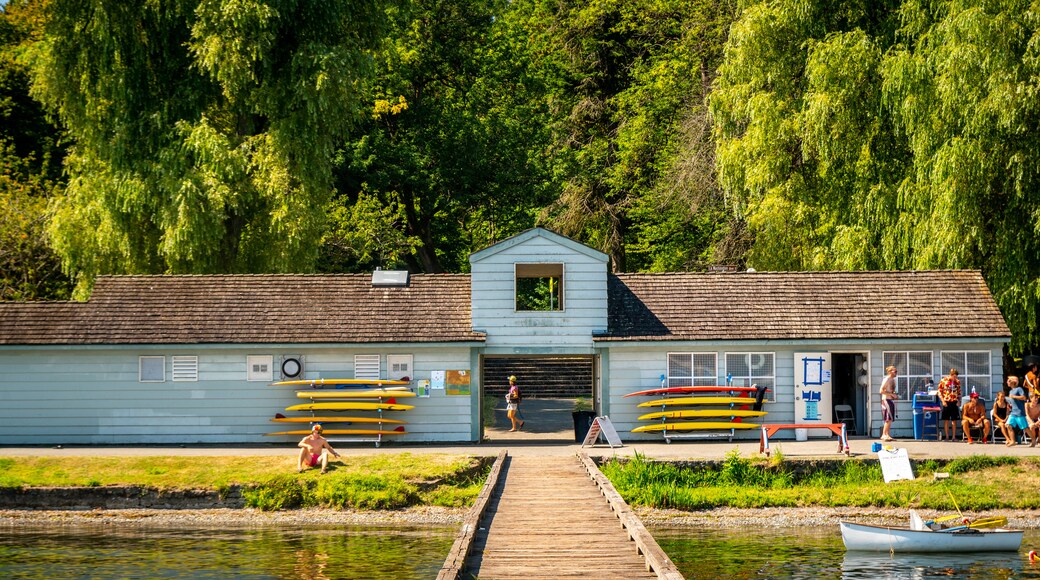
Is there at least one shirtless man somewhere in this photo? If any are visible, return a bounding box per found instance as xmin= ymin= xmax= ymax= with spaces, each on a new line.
xmin=297 ymin=424 xmax=341 ymax=473
xmin=878 ymin=366 xmax=898 ymax=442
xmin=960 ymin=392 xmax=990 ymax=444
xmin=1026 ymin=393 xmax=1040 ymax=448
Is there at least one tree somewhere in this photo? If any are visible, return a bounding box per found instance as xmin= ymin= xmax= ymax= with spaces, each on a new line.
xmin=524 ymin=0 xmax=738 ymax=272
xmin=29 ymin=0 xmax=387 ymax=296
xmin=0 ymin=0 xmax=70 ymax=300
xmin=326 ymin=0 xmax=554 ymax=274
xmin=712 ymin=0 xmax=1040 ymax=352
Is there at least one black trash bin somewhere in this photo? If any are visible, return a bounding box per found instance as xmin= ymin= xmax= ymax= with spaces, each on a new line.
xmin=572 ymin=410 xmax=597 ymax=442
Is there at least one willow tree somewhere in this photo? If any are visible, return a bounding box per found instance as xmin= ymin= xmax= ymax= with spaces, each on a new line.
xmin=712 ymin=0 xmax=1040 ymax=352
xmin=30 ymin=0 xmax=386 ymax=296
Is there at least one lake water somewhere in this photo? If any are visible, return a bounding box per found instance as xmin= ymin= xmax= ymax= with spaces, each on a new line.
xmin=0 ymin=524 xmax=455 ymax=579
xmin=2 ymin=523 xmax=1039 ymax=578
xmin=652 ymin=525 xmax=1040 ymax=579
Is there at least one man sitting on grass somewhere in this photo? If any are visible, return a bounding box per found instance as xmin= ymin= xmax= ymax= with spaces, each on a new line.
xmin=297 ymin=424 xmax=340 ymax=473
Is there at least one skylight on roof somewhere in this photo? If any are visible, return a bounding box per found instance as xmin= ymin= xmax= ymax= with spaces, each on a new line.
xmin=372 ymin=270 xmax=409 ymax=287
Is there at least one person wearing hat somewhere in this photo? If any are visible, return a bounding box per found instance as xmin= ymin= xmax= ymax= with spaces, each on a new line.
xmin=505 ymin=375 xmax=524 ymax=432
xmin=297 ymin=424 xmax=341 ymax=473
xmin=960 ymin=391 xmax=990 ymax=444
xmin=937 ymin=368 xmax=962 ymax=440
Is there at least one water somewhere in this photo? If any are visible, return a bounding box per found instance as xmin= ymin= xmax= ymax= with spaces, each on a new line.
xmin=3 ymin=523 xmax=1039 ymax=578
xmin=0 ymin=524 xmax=455 ymax=579
xmin=652 ymin=526 xmax=1040 ymax=579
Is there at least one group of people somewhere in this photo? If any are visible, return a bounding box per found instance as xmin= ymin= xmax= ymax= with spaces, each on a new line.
xmin=880 ymin=364 xmax=1040 ymax=446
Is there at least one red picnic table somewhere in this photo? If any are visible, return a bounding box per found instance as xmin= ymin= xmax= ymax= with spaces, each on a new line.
xmin=759 ymin=423 xmax=850 ymax=456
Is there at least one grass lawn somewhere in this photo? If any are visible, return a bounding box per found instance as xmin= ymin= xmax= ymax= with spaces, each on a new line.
xmin=602 ymin=451 xmax=1040 ymax=512
xmin=0 ymin=453 xmax=489 ymax=511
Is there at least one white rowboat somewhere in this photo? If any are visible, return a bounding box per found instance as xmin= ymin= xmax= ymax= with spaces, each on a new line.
xmin=840 ymin=521 xmax=1022 ymax=553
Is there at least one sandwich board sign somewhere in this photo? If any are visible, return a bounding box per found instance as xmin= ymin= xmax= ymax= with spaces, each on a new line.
xmin=581 ymin=416 xmax=623 ymax=448
xmin=877 ymin=447 xmax=914 ymax=483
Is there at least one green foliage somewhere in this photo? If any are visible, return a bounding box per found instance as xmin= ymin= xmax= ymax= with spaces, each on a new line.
xmin=243 ymin=475 xmax=312 ymax=511
xmin=943 ymin=455 xmax=1018 ymax=475
xmin=712 ymin=0 xmax=1040 ymax=352
xmin=30 ymin=0 xmax=387 ymax=294
xmin=526 ymin=0 xmax=738 ymax=271
xmin=600 ymin=453 xmax=1036 ymax=511
xmin=0 ymin=0 xmax=71 ymax=300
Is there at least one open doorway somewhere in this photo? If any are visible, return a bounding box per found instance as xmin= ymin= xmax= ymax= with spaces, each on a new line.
xmin=481 ymin=355 xmax=594 ymax=442
xmin=831 ymin=353 xmax=869 ymax=436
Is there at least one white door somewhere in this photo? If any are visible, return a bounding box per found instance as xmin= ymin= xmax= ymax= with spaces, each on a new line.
xmin=794 ymin=353 xmax=833 ymax=437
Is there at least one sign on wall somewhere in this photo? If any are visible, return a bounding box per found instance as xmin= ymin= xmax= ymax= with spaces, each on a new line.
xmin=446 ymin=370 xmax=471 ymax=396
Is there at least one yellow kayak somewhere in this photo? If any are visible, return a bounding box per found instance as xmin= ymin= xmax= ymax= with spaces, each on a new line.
xmin=266 ymin=426 xmax=407 ymax=436
xmin=637 ymin=409 xmax=767 ymax=421
xmin=632 ymin=421 xmax=759 ymax=433
xmin=636 ymin=396 xmax=758 ymax=408
xmin=270 ymin=415 xmax=406 ymax=425
xmin=285 ymin=402 xmax=414 ymax=412
xmin=296 ymin=389 xmax=416 ymax=399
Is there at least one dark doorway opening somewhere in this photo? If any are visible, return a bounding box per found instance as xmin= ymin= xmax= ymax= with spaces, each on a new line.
xmin=832 ymin=353 xmax=868 ymax=436
xmin=481 ymin=356 xmax=594 ymax=442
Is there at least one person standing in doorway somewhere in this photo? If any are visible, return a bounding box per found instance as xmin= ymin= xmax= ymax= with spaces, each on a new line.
xmin=506 ymin=375 xmax=525 ymax=432
xmin=938 ymin=368 xmax=962 ymax=441
xmin=879 ymin=365 xmax=898 ymax=442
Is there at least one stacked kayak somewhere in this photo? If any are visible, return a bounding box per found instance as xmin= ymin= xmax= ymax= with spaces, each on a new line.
xmin=628 ymin=385 xmax=768 ymax=434
xmin=268 ymin=379 xmax=414 ymax=444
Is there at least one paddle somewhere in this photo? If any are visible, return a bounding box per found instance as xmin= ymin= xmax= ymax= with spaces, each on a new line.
xmin=937 ymin=517 xmax=1009 ymax=533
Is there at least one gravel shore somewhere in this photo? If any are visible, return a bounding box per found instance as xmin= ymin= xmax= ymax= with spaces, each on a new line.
xmin=4 ymin=505 xmax=1040 ymax=529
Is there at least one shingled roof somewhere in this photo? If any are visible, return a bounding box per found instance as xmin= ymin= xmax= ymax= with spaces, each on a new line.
xmin=0 ymin=269 xmax=1010 ymax=345
xmin=0 ymin=274 xmax=482 ymax=345
xmin=598 ymin=270 xmax=1010 ymax=341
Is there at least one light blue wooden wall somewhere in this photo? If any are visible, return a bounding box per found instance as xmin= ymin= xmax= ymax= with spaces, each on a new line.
xmin=0 ymin=345 xmax=479 ymax=445
xmin=605 ymin=340 xmax=1006 ymax=442
xmin=470 ymin=229 xmax=608 ymax=353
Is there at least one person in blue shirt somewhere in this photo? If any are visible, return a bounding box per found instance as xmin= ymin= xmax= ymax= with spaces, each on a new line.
xmin=1006 ymin=376 xmax=1029 ymax=447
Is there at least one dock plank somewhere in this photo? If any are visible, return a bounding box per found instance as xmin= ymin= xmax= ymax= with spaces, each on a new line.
xmin=460 ymin=455 xmax=666 ymax=579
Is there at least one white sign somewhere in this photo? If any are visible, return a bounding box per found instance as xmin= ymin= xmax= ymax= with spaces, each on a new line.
xmin=581 ymin=416 xmax=623 ymax=448
xmin=878 ymin=447 xmax=915 ymax=483
xmin=430 ymin=370 xmax=446 ymax=390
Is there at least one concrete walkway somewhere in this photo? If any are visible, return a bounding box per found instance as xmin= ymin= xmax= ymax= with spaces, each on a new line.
xmin=1 ymin=436 xmax=1035 ymax=461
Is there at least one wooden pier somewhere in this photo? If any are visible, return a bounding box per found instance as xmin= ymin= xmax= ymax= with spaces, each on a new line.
xmin=439 ymin=452 xmax=682 ymax=579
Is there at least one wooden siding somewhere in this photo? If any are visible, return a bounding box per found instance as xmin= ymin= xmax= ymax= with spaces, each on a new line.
xmin=0 ymin=346 xmax=476 ymax=445
xmin=471 ymin=232 xmax=609 ymax=350
xmin=607 ymin=340 xmax=1006 ymax=442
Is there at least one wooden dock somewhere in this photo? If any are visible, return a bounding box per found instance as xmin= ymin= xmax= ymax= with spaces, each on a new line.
xmin=439 ymin=452 xmax=682 ymax=579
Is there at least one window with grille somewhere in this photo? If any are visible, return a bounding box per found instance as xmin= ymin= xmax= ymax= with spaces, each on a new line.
xmin=666 ymin=353 xmax=718 ymax=387
xmin=355 ymin=354 xmax=381 ymax=380
xmin=171 ymin=356 xmax=198 ymax=382
xmin=725 ymin=352 xmax=775 ymax=401
xmin=246 ymin=355 xmax=273 ymax=382
xmin=940 ymin=351 xmax=992 ymax=399
xmin=139 ymin=356 xmax=165 ymax=382
xmin=882 ymin=351 xmax=933 ymax=399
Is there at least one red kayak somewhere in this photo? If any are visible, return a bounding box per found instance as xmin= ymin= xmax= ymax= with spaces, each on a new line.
xmin=623 ymin=386 xmax=768 ymax=398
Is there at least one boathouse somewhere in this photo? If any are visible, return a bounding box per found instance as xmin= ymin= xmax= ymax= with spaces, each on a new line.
xmin=0 ymin=228 xmax=1010 ymax=444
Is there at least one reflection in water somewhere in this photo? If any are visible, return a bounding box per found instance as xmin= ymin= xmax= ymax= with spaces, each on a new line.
xmin=652 ymin=525 xmax=1040 ymax=580
xmin=0 ymin=525 xmax=455 ymax=579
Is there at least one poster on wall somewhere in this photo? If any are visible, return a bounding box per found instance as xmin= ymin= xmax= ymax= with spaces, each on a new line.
xmin=430 ymin=370 xmax=446 ymax=390
xmin=446 ymin=370 xmax=471 ymax=396
xmin=417 ymin=379 xmax=431 ymax=398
